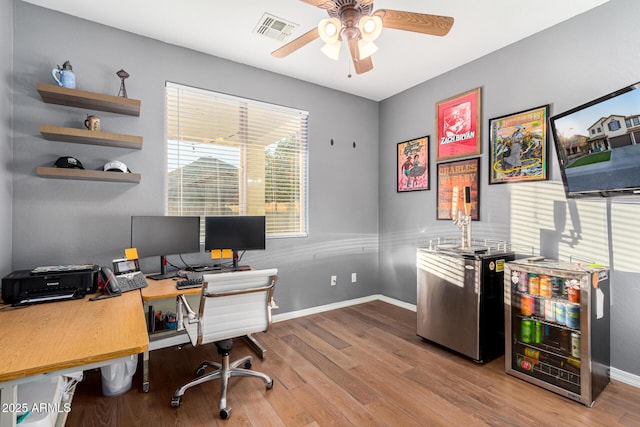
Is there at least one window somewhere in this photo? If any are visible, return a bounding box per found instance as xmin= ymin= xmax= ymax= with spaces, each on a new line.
xmin=608 ymin=120 xmax=620 ymax=131
xmin=166 ymin=82 xmax=309 ymax=238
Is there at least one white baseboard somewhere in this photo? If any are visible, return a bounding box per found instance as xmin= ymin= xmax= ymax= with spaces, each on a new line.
xmin=273 ymin=295 xmax=639 ymax=390
xmin=611 ymin=367 xmax=640 ymax=388
xmin=271 ymin=294 xmax=416 ymax=323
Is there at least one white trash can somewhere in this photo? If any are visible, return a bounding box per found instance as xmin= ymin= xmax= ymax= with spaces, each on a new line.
xmin=100 ymin=355 xmax=138 ymax=396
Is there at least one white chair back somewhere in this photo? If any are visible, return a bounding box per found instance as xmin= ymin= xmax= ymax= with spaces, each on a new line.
xmin=183 ymin=268 xmax=277 ymax=346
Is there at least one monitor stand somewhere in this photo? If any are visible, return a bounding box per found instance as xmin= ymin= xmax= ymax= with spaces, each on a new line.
xmin=147 ymin=255 xmax=177 ymax=280
xmin=231 ymin=251 xmax=251 ymax=271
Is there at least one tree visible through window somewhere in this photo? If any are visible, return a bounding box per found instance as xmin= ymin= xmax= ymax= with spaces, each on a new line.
xmin=166 ymin=82 xmax=308 ymax=238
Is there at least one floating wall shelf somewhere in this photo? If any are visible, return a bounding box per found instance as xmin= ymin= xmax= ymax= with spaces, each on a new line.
xmin=36 ymin=167 xmax=141 ymax=183
xmin=36 ymin=82 xmax=141 ymax=116
xmin=39 ymin=125 xmax=143 ymax=149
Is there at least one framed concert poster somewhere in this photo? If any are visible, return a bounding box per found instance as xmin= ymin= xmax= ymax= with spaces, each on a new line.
xmin=488 ymin=104 xmax=550 ymax=184
xmin=436 ymin=87 xmax=481 ymax=161
xmin=436 ymin=157 xmax=480 ymax=220
xmin=397 ymin=136 xmax=430 ymax=192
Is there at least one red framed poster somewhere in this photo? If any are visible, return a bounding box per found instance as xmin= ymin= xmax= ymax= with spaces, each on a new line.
xmin=436 ymin=87 xmax=481 ymax=161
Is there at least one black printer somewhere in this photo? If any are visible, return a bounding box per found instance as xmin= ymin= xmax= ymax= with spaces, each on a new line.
xmin=2 ymin=265 xmax=99 ymax=306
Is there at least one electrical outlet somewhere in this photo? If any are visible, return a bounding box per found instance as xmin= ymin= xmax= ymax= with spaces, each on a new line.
xmin=351 ymin=273 xmax=357 ymax=283
xmin=331 ymin=275 xmax=337 ymax=286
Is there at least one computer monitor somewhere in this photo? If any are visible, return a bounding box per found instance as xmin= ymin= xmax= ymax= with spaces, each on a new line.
xmin=204 ymin=216 xmax=266 ymax=270
xmin=131 ymin=216 xmax=201 ymax=280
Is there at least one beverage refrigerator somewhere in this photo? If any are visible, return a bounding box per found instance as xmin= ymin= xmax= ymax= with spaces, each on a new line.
xmin=504 ymin=258 xmax=610 ymax=406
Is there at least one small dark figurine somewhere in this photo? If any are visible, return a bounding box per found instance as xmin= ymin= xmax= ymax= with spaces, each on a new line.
xmin=117 ymin=69 xmax=129 ymax=98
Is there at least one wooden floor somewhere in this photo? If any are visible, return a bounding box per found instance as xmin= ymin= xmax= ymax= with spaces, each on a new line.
xmin=66 ymin=301 xmax=640 ymax=426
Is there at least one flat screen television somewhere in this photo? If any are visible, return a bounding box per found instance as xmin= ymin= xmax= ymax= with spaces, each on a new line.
xmin=204 ymin=216 xmax=266 ymax=270
xmin=131 ymin=216 xmax=201 ymax=279
xmin=549 ymin=81 xmax=640 ymax=198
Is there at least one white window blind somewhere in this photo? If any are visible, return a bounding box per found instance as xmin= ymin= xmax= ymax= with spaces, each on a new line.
xmin=166 ymin=82 xmax=308 ymax=238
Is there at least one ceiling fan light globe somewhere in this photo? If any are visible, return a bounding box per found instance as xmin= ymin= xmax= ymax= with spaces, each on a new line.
xmin=359 ymin=15 xmax=382 ymax=42
xmin=357 ymin=39 xmax=378 ymax=59
xmin=318 ymin=18 xmax=341 ymax=44
xmin=321 ymin=41 xmax=342 ymax=60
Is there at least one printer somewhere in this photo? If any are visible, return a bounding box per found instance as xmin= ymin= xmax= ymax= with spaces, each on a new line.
xmin=2 ymin=265 xmax=99 ymax=306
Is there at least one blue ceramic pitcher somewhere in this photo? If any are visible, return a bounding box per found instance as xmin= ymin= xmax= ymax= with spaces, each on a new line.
xmin=51 ymin=60 xmax=76 ymax=89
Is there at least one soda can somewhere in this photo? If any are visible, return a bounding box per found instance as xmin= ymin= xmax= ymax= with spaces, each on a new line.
xmin=528 ymin=273 xmax=540 ymax=295
xmin=551 ymin=276 xmax=563 ymax=296
xmin=544 ymin=299 xmax=556 ymax=322
xmin=521 ymin=295 xmax=534 ymax=316
xmin=520 ymin=319 xmax=533 ymax=343
xmin=539 ymin=275 xmax=552 ymax=297
xmin=534 ymin=321 xmax=543 ymax=343
xmin=517 ymin=271 xmax=528 ymax=293
xmin=535 ymin=297 xmax=545 ymax=317
xmin=517 ymin=356 xmax=535 ymax=372
xmin=566 ymin=303 xmax=580 ymax=329
xmin=555 ymin=302 xmax=567 ymax=326
xmin=571 ymin=332 xmax=581 ymax=358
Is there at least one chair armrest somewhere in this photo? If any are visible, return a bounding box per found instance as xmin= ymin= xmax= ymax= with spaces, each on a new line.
xmin=176 ymin=294 xmax=198 ymax=332
xmin=204 ymin=283 xmax=275 ymax=299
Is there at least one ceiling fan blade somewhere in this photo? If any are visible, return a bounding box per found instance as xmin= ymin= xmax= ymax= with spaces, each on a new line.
xmin=347 ymin=38 xmax=374 ymax=74
xmin=272 ymin=27 xmax=320 ymax=58
xmin=299 ymin=0 xmax=336 ymax=9
xmin=374 ymin=9 xmax=454 ymax=36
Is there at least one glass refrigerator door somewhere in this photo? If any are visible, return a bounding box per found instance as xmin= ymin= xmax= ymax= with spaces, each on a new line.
xmin=506 ymin=266 xmax=584 ymax=396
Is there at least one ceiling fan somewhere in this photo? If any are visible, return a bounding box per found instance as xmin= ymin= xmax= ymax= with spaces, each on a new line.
xmin=271 ymin=0 xmax=454 ymax=74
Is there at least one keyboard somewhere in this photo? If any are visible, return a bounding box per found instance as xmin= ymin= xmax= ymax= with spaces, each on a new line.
xmin=176 ymin=276 xmax=203 ymax=290
xmin=116 ymin=271 xmax=149 ymax=292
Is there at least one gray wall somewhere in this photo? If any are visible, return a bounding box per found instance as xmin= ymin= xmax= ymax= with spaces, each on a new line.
xmin=0 ymin=0 xmax=13 ymax=278
xmin=379 ymin=0 xmax=640 ymax=376
xmin=11 ymin=1 xmax=380 ymax=313
xmin=8 ymin=0 xmax=640 ymax=378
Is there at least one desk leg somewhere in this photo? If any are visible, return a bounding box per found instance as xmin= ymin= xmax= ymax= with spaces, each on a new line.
xmin=142 ymin=350 xmax=150 ymax=393
xmin=244 ymin=334 xmax=266 ymax=360
xmin=0 ymin=384 xmax=18 ymax=427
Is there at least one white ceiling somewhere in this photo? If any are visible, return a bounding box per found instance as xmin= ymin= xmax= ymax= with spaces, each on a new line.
xmin=23 ymin=0 xmax=609 ymax=101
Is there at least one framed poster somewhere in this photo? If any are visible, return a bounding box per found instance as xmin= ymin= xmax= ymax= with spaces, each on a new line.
xmin=437 ymin=157 xmax=480 ymax=220
xmin=488 ymin=105 xmax=550 ymax=184
xmin=397 ymin=136 xmax=429 ymax=192
xmin=436 ymin=87 xmax=481 ymax=161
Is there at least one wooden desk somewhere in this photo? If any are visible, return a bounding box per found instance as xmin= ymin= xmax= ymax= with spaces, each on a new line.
xmin=0 ymin=291 xmax=148 ymax=426
xmin=140 ymin=277 xmax=201 ymax=301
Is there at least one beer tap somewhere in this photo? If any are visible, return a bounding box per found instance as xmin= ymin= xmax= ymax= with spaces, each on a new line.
xmin=452 ymin=186 xmax=472 ymax=248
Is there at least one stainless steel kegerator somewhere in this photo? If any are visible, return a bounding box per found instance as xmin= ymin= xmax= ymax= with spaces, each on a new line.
xmin=417 ymin=241 xmax=515 ymax=363
xmin=504 ymin=258 xmax=610 ymax=406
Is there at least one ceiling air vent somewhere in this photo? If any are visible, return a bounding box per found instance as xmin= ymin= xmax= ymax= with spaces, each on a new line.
xmin=253 ymin=13 xmax=298 ymax=41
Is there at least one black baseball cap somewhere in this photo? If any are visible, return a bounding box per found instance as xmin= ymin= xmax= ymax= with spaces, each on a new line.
xmin=54 ymin=156 xmax=84 ymax=169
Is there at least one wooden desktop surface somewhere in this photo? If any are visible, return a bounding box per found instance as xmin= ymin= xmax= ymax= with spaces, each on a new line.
xmin=140 ymin=277 xmax=201 ymax=301
xmin=0 ymin=291 xmax=148 ymax=383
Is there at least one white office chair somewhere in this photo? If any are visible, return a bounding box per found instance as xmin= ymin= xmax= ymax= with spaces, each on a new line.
xmin=170 ymin=268 xmax=277 ymax=420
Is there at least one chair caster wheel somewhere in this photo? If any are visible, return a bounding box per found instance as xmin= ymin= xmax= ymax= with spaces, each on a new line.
xmin=266 ymin=379 xmax=274 ymax=390
xmin=196 ymin=366 xmax=206 ymax=377
xmin=244 ymin=361 xmax=252 ymax=369
xmin=220 ymin=407 xmax=232 ymax=419
xmin=171 ymin=396 xmax=181 ymax=407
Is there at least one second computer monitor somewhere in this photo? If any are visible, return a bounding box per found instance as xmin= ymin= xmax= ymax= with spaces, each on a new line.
xmin=204 ymin=216 xmax=266 ymax=252
xmin=131 ymin=215 xmax=201 ymax=279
